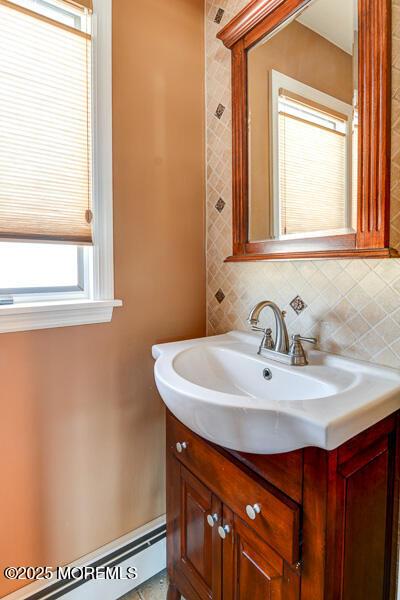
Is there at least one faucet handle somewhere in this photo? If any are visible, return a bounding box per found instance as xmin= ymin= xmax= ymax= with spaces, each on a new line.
xmin=289 ymin=335 xmax=317 ymax=366
xmin=292 ymin=334 xmax=317 ymax=345
xmin=261 ymin=328 xmax=274 ymax=350
xmin=252 ymin=326 xmax=275 ymax=350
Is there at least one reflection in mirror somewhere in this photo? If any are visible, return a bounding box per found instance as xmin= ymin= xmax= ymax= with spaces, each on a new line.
xmin=248 ymin=0 xmax=358 ymax=242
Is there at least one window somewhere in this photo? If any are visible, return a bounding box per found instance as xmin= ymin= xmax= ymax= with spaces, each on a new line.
xmin=0 ymin=243 xmax=83 ymax=298
xmin=271 ymin=71 xmax=356 ymax=240
xmin=0 ymin=0 xmax=121 ymax=331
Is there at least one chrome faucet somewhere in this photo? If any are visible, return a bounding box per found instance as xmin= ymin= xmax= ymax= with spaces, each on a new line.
xmin=248 ymin=301 xmax=317 ymax=366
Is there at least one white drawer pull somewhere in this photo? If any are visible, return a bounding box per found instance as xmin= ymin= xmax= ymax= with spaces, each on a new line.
xmin=207 ymin=513 xmax=218 ymax=528
xmin=218 ymin=524 xmax=231 ymax=539
xmin=175 ymin=441 xmax=187 ymax=453
xmin=246 ymin=503 xmax=261 ymax=520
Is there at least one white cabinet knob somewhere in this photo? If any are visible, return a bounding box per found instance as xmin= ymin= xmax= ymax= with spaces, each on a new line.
xmin=175 ymin=441 xmax=187 ymax=453
xmin=246 ymin=503 xmax=261 ymax=520
xmin=207 ymin=513 xmax=218 ymax=528
xmin=218 ymin=524 xmax=231 ymax=539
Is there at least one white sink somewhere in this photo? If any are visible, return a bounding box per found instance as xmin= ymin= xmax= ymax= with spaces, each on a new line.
xmin=152 ymin=331 xmax=400 ymax=454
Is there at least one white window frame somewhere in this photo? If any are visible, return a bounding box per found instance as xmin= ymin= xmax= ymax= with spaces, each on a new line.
xmin=0 ymin=0 xmax=122 ymax=333
xmin=270 ymin=70 xmax=354 ymax=240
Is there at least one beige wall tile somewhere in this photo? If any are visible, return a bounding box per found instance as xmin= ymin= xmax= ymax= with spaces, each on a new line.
xmin=206 ymin=0 xmax=400 ymax=368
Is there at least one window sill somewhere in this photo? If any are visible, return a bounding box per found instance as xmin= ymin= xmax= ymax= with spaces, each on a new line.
xmin=0 ymin=299 xmax=123 ymax=334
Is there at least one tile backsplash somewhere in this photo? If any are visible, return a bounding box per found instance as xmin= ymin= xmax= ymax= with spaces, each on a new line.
xmin=206 ymin=0 xmax=400 ymax=369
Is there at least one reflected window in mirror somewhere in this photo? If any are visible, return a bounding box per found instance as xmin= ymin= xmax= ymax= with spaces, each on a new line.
xmin=247 ymin=0 xmax=359 ymax=243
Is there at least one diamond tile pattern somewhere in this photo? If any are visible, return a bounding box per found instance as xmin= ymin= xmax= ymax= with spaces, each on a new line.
xmin=215 ymin=103 xmax=226 ymax=119
xmin=206 ymin=0 xmax=400 ymax=369
xmin=215 ymin=197 xmax=226 ymax=212
xmin=290 ymin=296 xmax=307 ymax=315
xmin=215 ymin=288 xmax=226 ymax=304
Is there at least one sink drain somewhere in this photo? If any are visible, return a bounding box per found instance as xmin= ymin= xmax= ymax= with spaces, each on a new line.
xmin=263 ymin=368 xmax=272 ymax=381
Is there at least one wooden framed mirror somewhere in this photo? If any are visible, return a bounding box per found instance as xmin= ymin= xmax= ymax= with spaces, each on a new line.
xmin=218 ymin=0 xmax=397 ymax=261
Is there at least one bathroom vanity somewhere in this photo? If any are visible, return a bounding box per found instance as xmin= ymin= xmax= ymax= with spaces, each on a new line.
xmin=166 ymin=410 xmax=399 ymax=600
xmin=153 ymin=331 xmax=400 ymax=600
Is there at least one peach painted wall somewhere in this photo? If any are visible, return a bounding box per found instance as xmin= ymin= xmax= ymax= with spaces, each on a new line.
xmin=0 ymin=0 xmax=205 ymax=595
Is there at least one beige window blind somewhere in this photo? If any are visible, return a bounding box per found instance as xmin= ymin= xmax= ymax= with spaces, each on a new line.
xmin=66 ymin=0 xmax=92 ymax=10
xmin=0 ymin=0 xmax=93 ymax=244
xmin=278 ymin=91 xmax=348 ymax=237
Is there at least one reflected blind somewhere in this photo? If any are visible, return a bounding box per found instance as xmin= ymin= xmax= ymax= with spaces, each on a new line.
xmin=278 ymin=93 xmax=347 ymax=237
xmin=0 ymin=0 xmax=93 ymax=244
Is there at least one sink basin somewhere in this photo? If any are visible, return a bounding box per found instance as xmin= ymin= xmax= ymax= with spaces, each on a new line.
xmin=152 ymin=331 xmax=400 ymax=454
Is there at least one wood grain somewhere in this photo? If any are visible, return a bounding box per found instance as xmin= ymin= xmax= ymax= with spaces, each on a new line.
xmin=228 ymin=515 xmax=286 ymax=599
xmin=217 ymin=0 xmax=308 ymax=49
xmin=301 ymin=448 xmax=328 ymax=599
xmin=167 ymin=583 xmax=181 ymax=600
xmin=229 ymin=448 xmax=303 ymax=504
xmin=357 ymin=0 xmax=392 ymax=250
xmin=179 ymin=466 xmax=223 ymax=600
xmin=225 ymin=246 xmax=398 ymax=262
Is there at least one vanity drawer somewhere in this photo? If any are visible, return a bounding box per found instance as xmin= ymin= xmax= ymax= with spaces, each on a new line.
xmin=167 ymin=413 xmax=300 ymax=564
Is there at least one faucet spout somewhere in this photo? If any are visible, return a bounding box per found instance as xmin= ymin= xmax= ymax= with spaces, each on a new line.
xmin=248 ymin=301 xmax=289 ymax=354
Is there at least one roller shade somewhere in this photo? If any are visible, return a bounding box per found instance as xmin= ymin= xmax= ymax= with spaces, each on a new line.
xmin=278 ymin=92 xmax=347 ymax=237
xmin=0 ymin=0 xmax=93 ymax=244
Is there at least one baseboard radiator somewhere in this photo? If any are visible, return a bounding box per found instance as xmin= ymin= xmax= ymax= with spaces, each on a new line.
xmin=5 ymin=516 xmax=166 ymax=600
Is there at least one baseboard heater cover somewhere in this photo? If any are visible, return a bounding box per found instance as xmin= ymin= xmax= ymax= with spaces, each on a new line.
xmin=5 ymin=517 xmax=166 ymax=600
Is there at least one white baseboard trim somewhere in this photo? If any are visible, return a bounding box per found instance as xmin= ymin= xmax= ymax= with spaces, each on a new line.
xmin=5 ymin=515 xmax=166 ymax=600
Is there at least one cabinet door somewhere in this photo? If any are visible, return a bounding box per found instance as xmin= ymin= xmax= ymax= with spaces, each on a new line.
xmin=177 ymin=465 xmax=222 ymax=600
xmin=221 ymin=506 xmax=300 ymax=600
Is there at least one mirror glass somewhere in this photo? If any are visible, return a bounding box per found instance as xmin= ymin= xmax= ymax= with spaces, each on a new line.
xmin=247 ymin=0 xmax=358 ymax=242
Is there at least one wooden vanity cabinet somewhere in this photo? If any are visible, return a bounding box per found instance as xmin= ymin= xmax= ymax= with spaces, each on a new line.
xmin=166 ymin=411 xmax=400 ymax=600
xmin=176 ymin=465 xmax=222 ymax=600
xmin=221 ymin=508 xmax=300 ymax=600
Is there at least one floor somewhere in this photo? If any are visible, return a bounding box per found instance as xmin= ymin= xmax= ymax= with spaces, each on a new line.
xmin=119 ymin=570 xmax=169 ymax=600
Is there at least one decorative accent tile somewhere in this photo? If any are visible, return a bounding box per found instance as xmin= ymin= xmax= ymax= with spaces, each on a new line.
xmin=215 ymin=198 xmax=226 ymax=213
xmin=215 ymin=288 xmax=225 ymax=304
xmin=215 ymin=103 xmax=226 ymax=119
xmin=290 ymin=296 xmax=307 ymax=315
xmin=214 ymin=8 xmax=225 ymax=24
xmin=206 ymin=0 xmax=400 ymax=369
